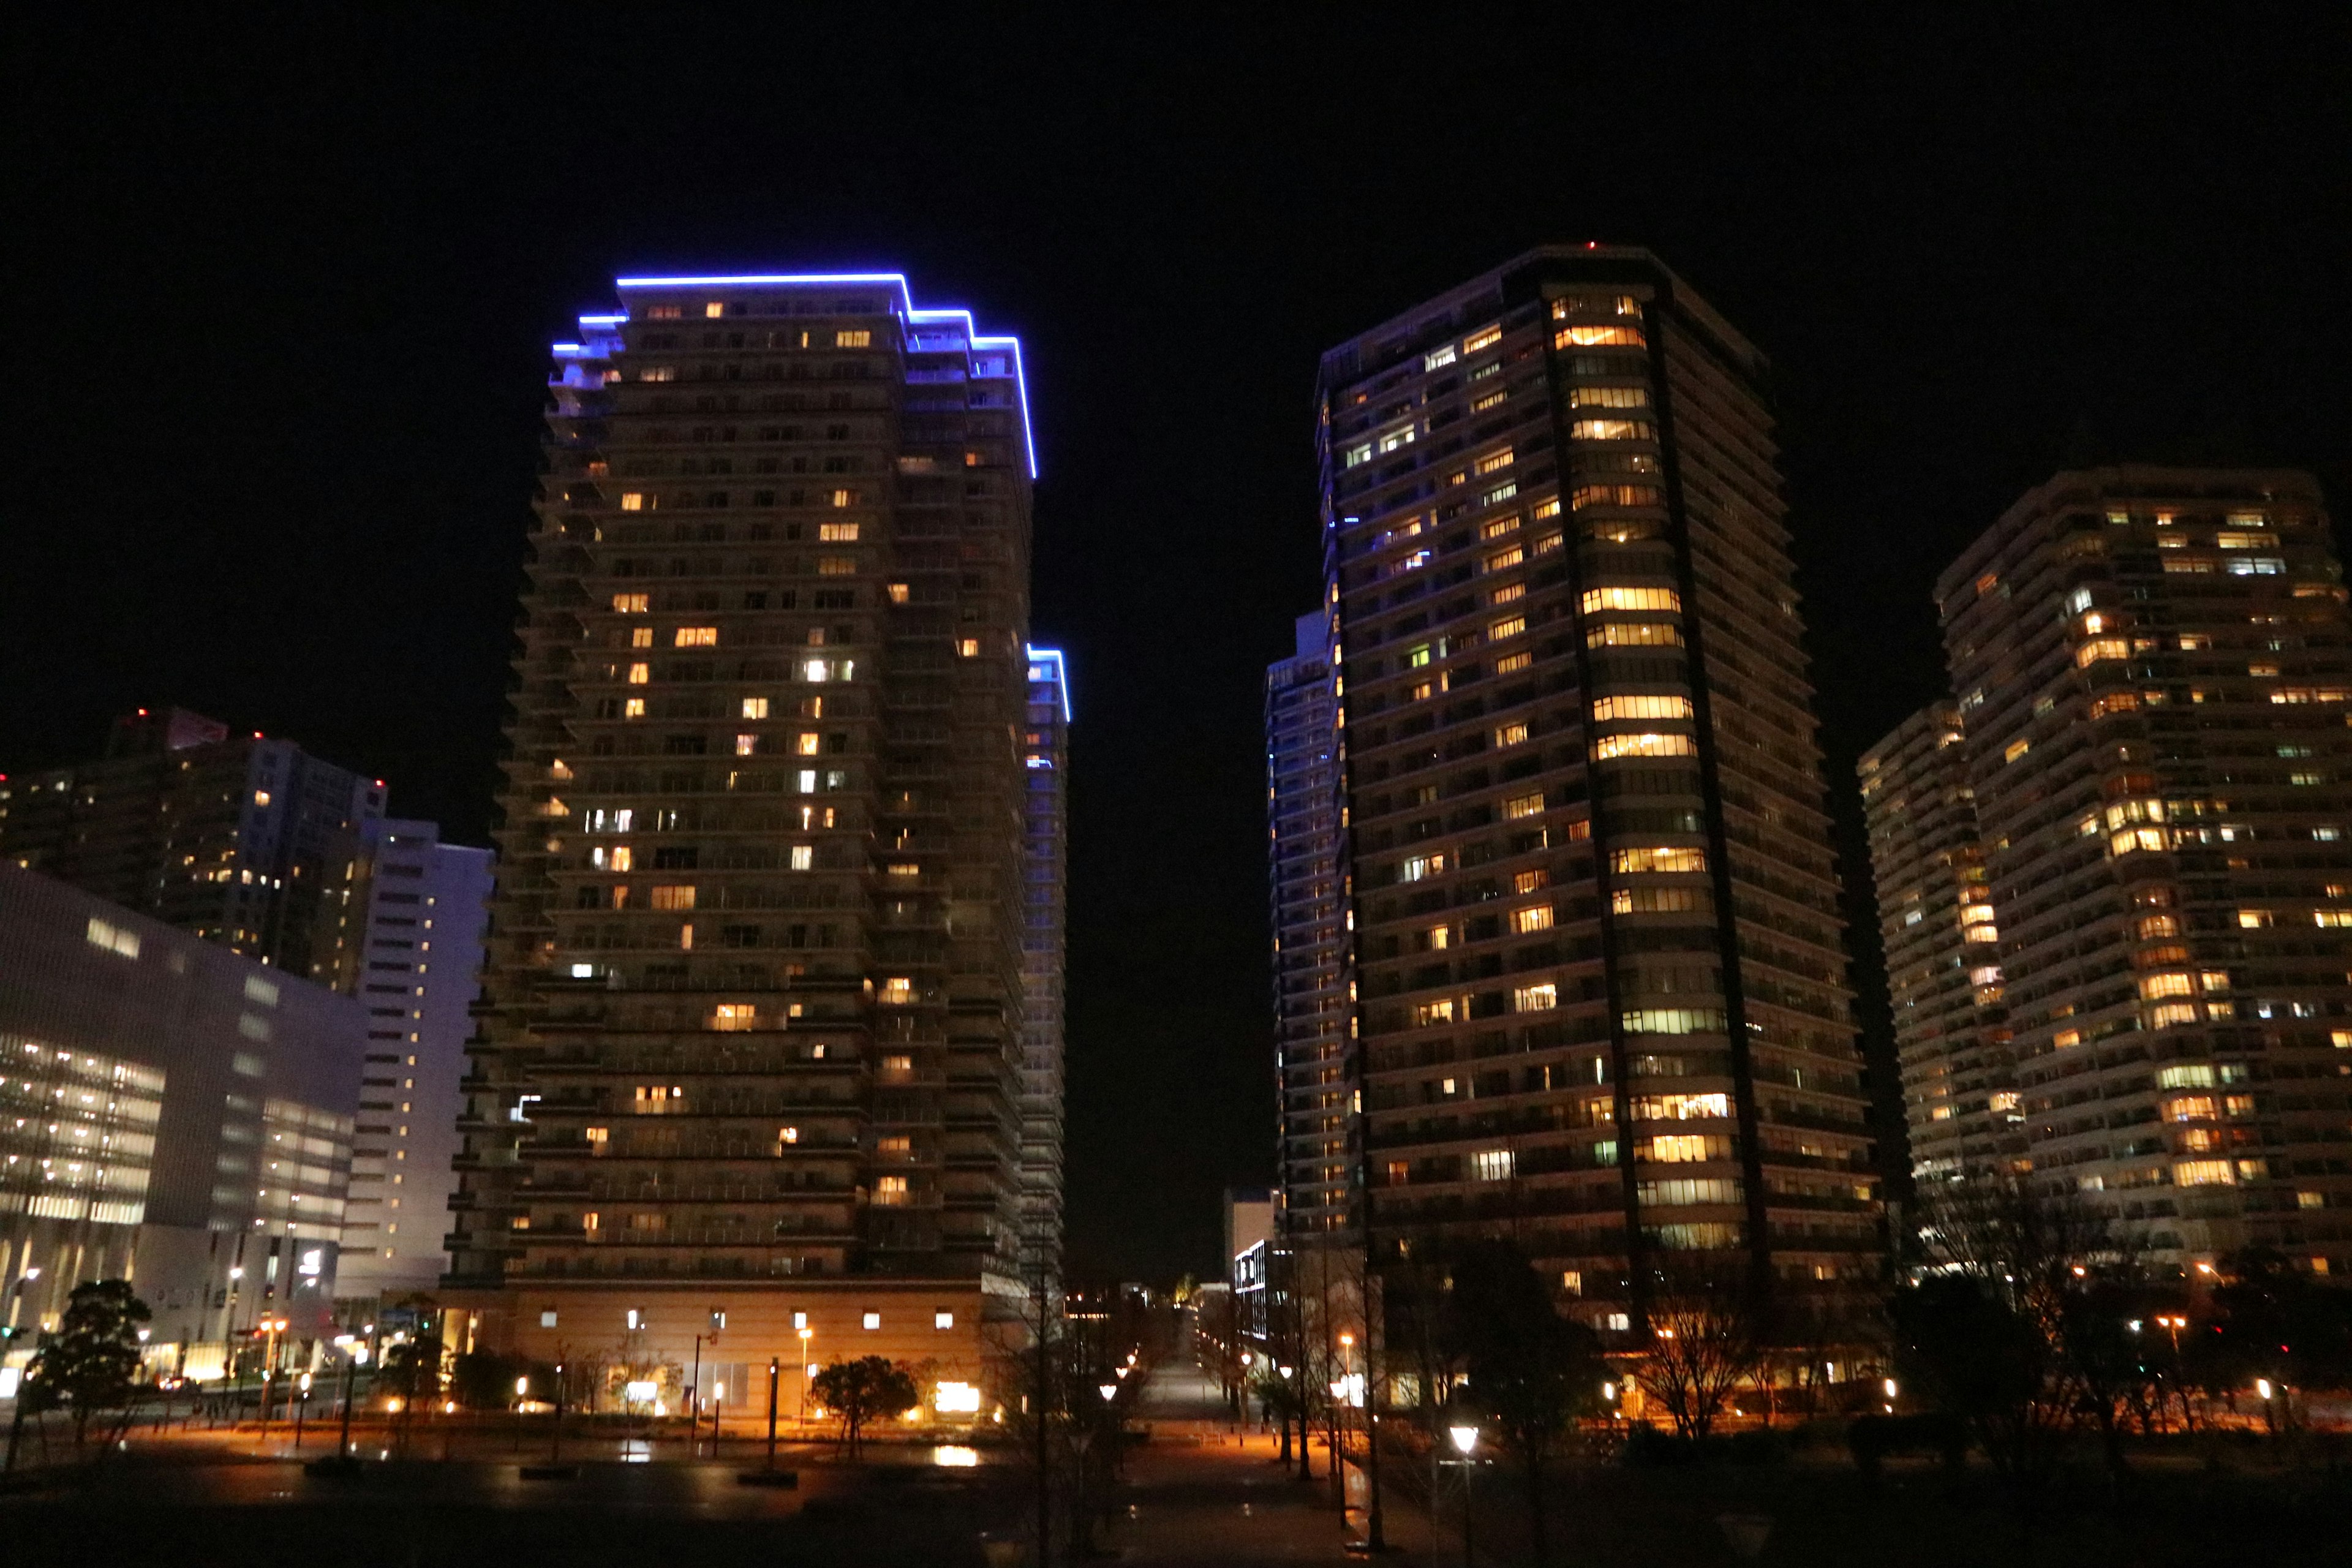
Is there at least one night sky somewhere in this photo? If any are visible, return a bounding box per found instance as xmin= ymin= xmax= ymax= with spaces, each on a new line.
xmin=8 ymin=13 xmax=2348 ymax=1281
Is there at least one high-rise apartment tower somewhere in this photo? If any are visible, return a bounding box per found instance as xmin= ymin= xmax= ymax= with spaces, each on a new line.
xmin=335 ymin=820 xmax=494 ymax=1298
xmin=0 ymin=707 xmax=386 ymax=986
xmin=1017 ymin=647 xmax=1069 ymax=1286
xmin=1316 ymin=247 xmax=1877 ymax=1328
xmin=1858 ymin=703 xmax=2021 ymax=1194
xmin=1918 ymin=467 xmax=2352 ymax=1270
xmin=443 ymin=271 xmax=1052 ymax=1399
xmin=1267 ymin=611 xmax=1350 ymax=1241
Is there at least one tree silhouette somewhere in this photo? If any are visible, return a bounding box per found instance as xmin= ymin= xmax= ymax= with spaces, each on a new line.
xmin=1637 ymin=1267 xmax=1761 ymax=1442
xmin=23 ymin=1279 xmax=150 ymax=1454
xmin=810 ymin=1355 xmax=918 ymax=1458
xmin=1444 ymin=1240 xmax=1604 ymax=1568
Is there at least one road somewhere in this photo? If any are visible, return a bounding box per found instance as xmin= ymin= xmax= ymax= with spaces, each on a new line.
xmin=1093 ymin=1313 xmax=1457 ymax=1566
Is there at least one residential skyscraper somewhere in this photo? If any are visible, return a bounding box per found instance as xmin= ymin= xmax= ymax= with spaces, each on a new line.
xmin=1316 ymin=247 xmax=1877 ymax=1329
xmin=1266 ymin=611 xmax=1349 ymax=1241
xmin=1857 ymin=703 xmax=2021 ymax=1196
xmin=442 ymin=271 xmax=1050 ymax=1403
xmin=1017 ymin=647 xmax=1069 ymax=1285
xmin=1925 ymin=467 xmax=2352 ymax=1270
xmin=0 ymin=707 xmax=386 ymax=986
xmin=334 ymin=819 xmax=494 ymax=1298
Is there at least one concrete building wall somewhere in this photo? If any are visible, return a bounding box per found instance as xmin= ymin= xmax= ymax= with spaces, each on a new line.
xmin=0 ymin=865 xmax=365 ymax=1365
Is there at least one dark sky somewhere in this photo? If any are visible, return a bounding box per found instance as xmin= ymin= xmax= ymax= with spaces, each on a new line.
xmin=7 ymin=12 xmax=2349 ymax=1282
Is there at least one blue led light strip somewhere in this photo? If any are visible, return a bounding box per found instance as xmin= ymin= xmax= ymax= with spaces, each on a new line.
xmin=1025 ymin=646 xmax=1072 ymax=721
xmin=568 ymin=272 xmax=1038 ymax=478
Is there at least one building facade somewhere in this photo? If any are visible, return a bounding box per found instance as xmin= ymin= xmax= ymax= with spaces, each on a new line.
xmin=1316 ymin=247 xmax=1877 ymax=1330
xmin=1017 ymin=648 xmax=1070 ymax=1286
xmin=0 ymin=865 xmax=364 ymax=1372
xmin=334 ymin=820 xmax=494 ymax=1298
xmin=444 ymin=270 xmax=1052 ymax=1404
xmin=0 ymin=707 xmax=386 ymax=987
xmin=1266 ymin=611 xmax=1350 ymax=1243
xmin=1858 ymin=703 xmax=2021 ymax=1195
xmin=1929 ymin=467 xmax=2352 ymax=1270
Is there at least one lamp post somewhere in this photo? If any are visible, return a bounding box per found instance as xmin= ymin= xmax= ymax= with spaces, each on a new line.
xmin=797 ymin=1327 xmax=814 ymax=1425
xmin=1448 ymin=1424 xmax=1479 ymax=1568
xmin=337 ymin=1343 xmax=357 ymax=1458
xmin=766 ymin=1358 xmax=781 ymax=1469
xmin=293 ymin=1371 xmax=312 ymax=1449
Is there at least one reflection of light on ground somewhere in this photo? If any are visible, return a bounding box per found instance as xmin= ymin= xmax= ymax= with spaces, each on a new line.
xmin=932 ymin=1445 xmax=980 ymax=1468
xmin=620 ymin=1439 xmax=652 ymax=1463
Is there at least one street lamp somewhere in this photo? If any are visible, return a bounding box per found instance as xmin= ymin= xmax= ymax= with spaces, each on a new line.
xmin=1099 ymin=1384 xmax=1117 ymax=1403
xmin=1448 ymin=1425 xmax=1479 ymax=1568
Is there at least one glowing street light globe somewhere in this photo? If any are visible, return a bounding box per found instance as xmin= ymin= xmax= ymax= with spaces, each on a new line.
xmin=1449 ymin=1425 xmax=1479 ymax=1456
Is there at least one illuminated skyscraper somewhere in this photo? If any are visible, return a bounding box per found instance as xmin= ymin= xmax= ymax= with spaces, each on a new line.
xmin=444 ymin=272 xmax=1051 ymax=1393
xmin=0 ymin=707 xmax=385 ymax=986
xmin=1317 ymin=247 xmax=1877 ymax=1330
xmin=334 ymin=819 xmax=494 ymax=1298
xmin=1858 ymin=703 xmax=2021 ymax=1196
xmin=1018 ymin=647 xmax=1070 ymax=1285
xmin=1925 ymin=467 xmax=2352 ymax=1270
xmin=1267 ymin=611 xmax=1349 ymax=1240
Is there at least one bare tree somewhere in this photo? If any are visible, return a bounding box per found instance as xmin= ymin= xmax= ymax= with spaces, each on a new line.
xmin=1637 ymin=1266 xmax=1762 ymax=1441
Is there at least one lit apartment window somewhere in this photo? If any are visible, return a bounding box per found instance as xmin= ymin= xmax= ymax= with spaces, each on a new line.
xmin=709 ymin=1003 xmax=758 ymax=1032
xmin=1553 ymin=324 xmax=1644 ymax=349
xmin=878 ymin=977 xmax=915 ymax=1005
xmin=1611 ymin=846 xmax=1706 ymax=875
xmin=608 ymin=846 xmax=633 ymax=872
xmin=1490 ymin=616 xmax=1527 ymax=641
xmin=1512 ymin=984 xmax=1558 ymax=1012
xmin=875 ymin=1175 xmax=909 ymax=1206
xmin=736 ymin=734 xmax=757 ymax=756
xmin=1511 ymin=905 xmax=1553 ymax=934
xmin=620 ymin=493 xmax=646 ymax=511
xmin=1595 ymin=734 xmax=1694 ymax=761
xmin=628 ymin=663 xmax=651 ymax=684
xmin=1494 ymin=651 xmax=1533 ymax=675
xmin=863 ymin=1312 xmax=882 ymax=1330
xmin=649 ymin=885 xmax=696 ymax=911
xmin=631 ymin=627 xmax=654 ymax=648
xmin=820 ymin=522 xmax=861 ymax=541
xmin=1590 ymin=695 xmax=1692 ymax=723
xmin=790 ymin=845 xmax=813 ymax=870
xmin=1586 ymin=622 xmax=1683 ymax=650
xmin=1473 ymin=1148 xmax=1515 ymax=1181
xmin=1504 ymin=791 xmax=1544 ymax=819
xmin=1581 ymin=586 xmax=1678 ymax=614
xmin=612 ymin=594 xmax=649 ymax=613
xmin=796 ymin=733 xmax=820 ymax=755
xmin=1463 ymin=325 xmax=1502 ymax=353
xmin=674 ymin=627 xmax=718 ymax=647
xmin=935 ymin=1311 xmax=954 ymax=1330
xmin=743 ymin=696 xmax=770 ymax=720
xmin=887 ymin=582 xmax=910 ymax=604
xmin=704 ymin=301 xmax=725 ymax=318
xmin=1493 ymin=722 xmax=1531 ymax=747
